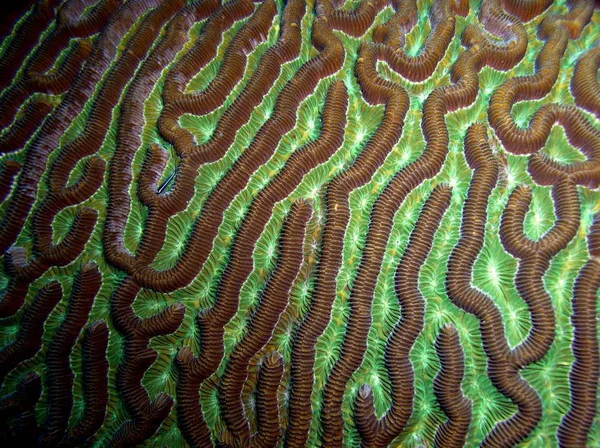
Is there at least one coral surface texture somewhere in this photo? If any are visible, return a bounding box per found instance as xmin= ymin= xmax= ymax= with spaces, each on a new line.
xmin=0 ymin=0 xmax=599 ymax=446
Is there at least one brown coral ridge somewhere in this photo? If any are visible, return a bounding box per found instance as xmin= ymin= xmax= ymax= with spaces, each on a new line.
xmin=177 ymin=2 xmax=345 ymax=445
xmin=0 ymin=39 xmax=92 ymax=131
xmin=557 ymin=212 xmax=600 ymax=447
xmin=216 ymin=81 xmax=346 ymax=441
xmin=105 ymin=0 xmax=305 ymax=291
xmin=158 ymin=0 xmax=273 ymax=156
xmin=446 ymin=124 xmax=528 ymax=448
xmin=324 ymin=0 xmax=388 ymax=37
xmin=0 ymin=0 xmax=186 ymax=320
xmin=0 ymin=264 xmax=108 ymax=446
xmin=0 ymin=0 xmax=165 ymax=270
xmin=110 ymin=277 xmax=186 ymax=447
xmin=218 ymin=199 xmax=312 ymax=447
xmin=448 ymin=123 xmax=580 ymax=447
xmin=376 ymin=0 xmax=467 ymax=83
xmin=0 ymin=0 xmax=123 ymax=152
xmin=0 ymin=266 xmax=109 ymax=447
xmin=31 ymin=0 xmax=186 ymax=283
xmin=318 ymin=0 xmax=528 ymax=443
xmin=0 ymin=281 xmax=62 ymax=389
xmin=285 ymin=20 xmax=411 ymax=448
xmin=571 ymin=43 xmax=600 ymax=120
xmin=104 ymin=0 xmax=220 ymax=275
xmin=38 ymin=263 xmax=102 ymax=447
xmin=0 ymin=0 xmax=62 ymax=93
xmin=103 ymin=1 xmax=308 ymax=442
xmin=61 ymin=320 xmax=110 ymax=447
xmin=319 ymin=88 xmax=447 ymax=446
xmin=501 ymin=0 xmax=553 ymax=22
xmin=218 ymin=351 xmax=288 ymax=448
xmin=354 ymin=185 xmax=453 ymax=448
xmin=499 ymin=180 xmax=580 ymax=366
xmin=283 ymin=0 xmax=475 ymax=441
xmin=0 ymin=160 xmax=22 ymax=203
xmin=432 ymin=324 xmax=472 ymax=448
xmin=0 ymin=99 xmax=53 ymax=155
xmin=489 ymin=0 xmax=600 ymax=187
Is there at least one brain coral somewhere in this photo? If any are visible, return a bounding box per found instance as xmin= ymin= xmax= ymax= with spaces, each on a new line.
xmin=0 ymin=0 xmax=599 ymax=446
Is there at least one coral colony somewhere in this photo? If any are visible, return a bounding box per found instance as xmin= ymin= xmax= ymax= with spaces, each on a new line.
xmin=0 ymin=0 xmax=599 ymax=446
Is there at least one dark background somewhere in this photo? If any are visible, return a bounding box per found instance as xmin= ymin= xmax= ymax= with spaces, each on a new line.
xmin=0 ymin=0 xmax=38 ymax=43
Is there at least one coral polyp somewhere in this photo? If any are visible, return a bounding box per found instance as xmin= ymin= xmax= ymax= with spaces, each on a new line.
xmin=0 ymin=0 xmax=599 ymax=446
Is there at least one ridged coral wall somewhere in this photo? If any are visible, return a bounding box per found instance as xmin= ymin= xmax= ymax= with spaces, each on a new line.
xmin=0 ymin=0 xmax=599 ymax=446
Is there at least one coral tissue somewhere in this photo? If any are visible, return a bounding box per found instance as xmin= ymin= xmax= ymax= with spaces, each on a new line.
xmin=0 ymin=0 xmax=599 ymax=446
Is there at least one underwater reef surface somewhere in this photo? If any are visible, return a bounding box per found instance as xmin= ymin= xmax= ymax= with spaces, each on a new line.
xmin=0 ymin=0 xmax=599 ymax=446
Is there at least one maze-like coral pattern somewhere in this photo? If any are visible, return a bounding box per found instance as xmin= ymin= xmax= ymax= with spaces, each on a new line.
xmin=0 ymin=0 xmax=599 ymax=446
